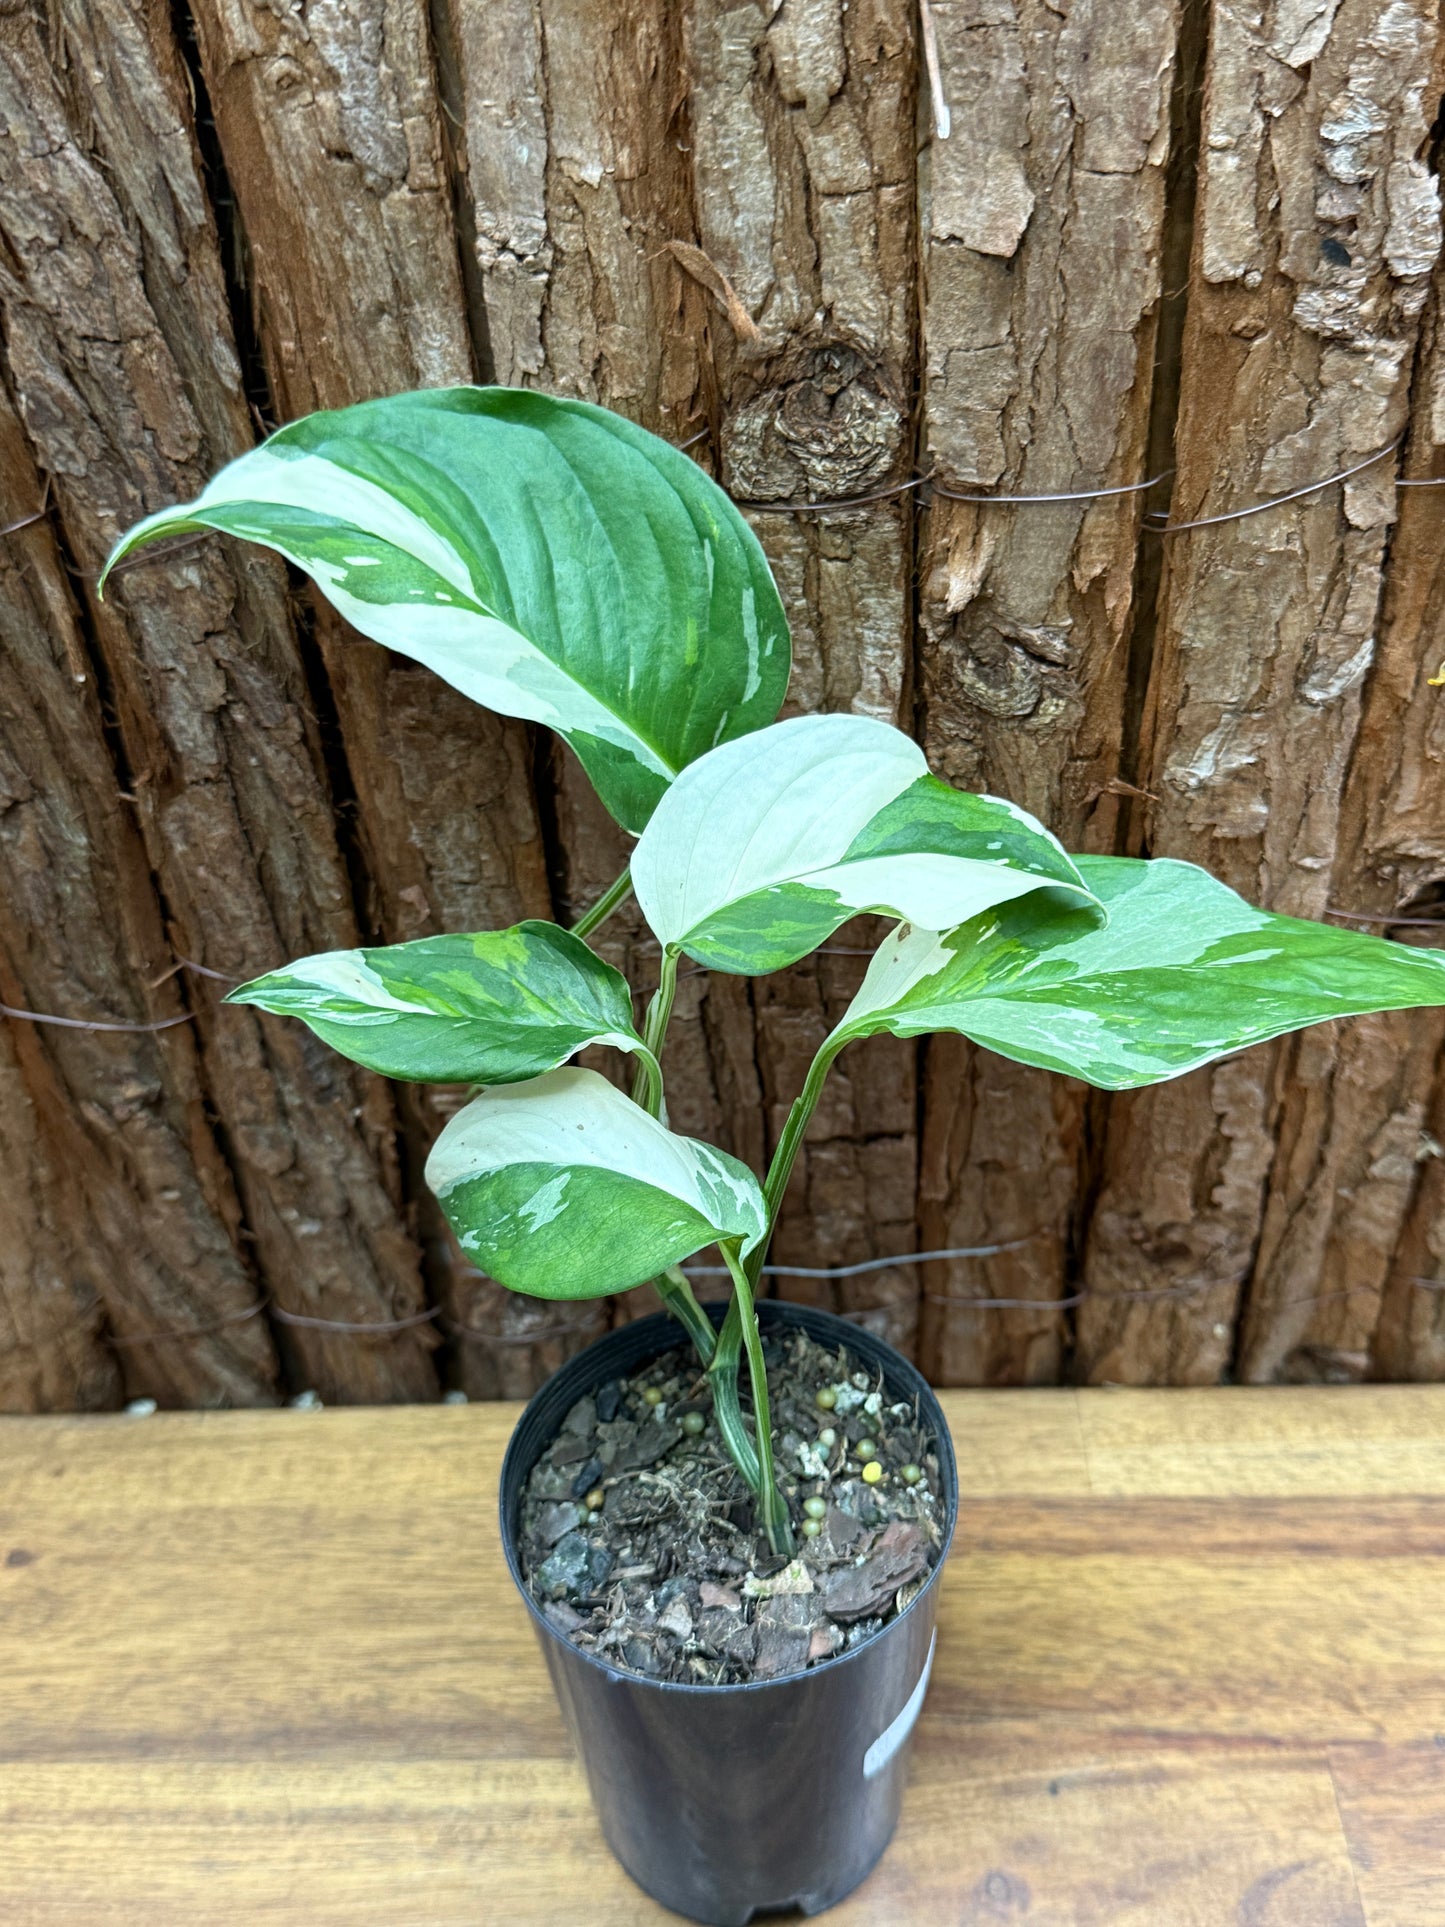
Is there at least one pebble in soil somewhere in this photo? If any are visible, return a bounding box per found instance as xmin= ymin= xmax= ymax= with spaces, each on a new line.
xmin=519 ymin=1326 xmax=943 ymax=1685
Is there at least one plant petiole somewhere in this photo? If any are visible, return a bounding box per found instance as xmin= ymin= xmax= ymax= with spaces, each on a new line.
xmin=654 ymin=1263 xmax=717 ymax=1364
xmin=572 ymin=865 xmax=633 ymax=940
xmin=754 ymin=1035 xmax=846 ymax=1272
xmin=706 ymin=1296 xmax=762 ymax=1493
xmin=721 ymin=1242 xmax=794 ymax=1556
xmin=630 ymin=946 xmax=679 ymax=1111
xmin=631 ymin=1041 xmax=666 ymax=1119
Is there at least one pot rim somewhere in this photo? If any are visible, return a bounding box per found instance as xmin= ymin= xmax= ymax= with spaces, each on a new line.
xmin=499 ymin=1299 xmax=958 ymax=1697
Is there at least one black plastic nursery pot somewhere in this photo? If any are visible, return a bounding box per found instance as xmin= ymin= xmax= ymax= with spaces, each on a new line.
xmin=500 ymin=1299 xmax=959 ymax=1926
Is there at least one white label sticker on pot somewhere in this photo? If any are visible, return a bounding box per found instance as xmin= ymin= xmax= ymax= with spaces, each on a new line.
xmin=863 ymin=1631 xmax=935 ymax=1780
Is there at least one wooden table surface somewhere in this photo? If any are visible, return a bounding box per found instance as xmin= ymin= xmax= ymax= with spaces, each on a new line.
xmin=2 ymin=1388 xmax=1444 ymax=1925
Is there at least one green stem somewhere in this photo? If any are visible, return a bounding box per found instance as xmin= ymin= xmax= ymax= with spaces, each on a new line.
xmin=630 ymin=946 xmax=679 ymax=1111
xmin=721 ymin=1241 xmax=793 ymax=1556
xmin=572 ymin=865 xmax=632 ymax=940
xmin=653 ymin=1264 xmax=716 ymax=1364
xmin=699 ymin=1033 xmax=853 ymax=1543
xmin=631 ymin=1042 xmax=665 ymax=1119
xmin=750 ymin=1033 xmax=848 ymax=1287
xmin=707 ymin=1296 xmax=761 ymax=1494
xmin=627 ymin=953 xmax=713 ymax=1363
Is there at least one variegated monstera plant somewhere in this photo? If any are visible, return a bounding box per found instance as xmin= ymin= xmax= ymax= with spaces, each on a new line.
xmin=106 ymin=388 xmax=1445 ymax=1553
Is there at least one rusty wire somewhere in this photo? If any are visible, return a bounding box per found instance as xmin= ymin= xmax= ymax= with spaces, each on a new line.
xmin=933 ymin=470 xmax=1173 ymax=506
xmin=109 ymin=1298 xmax=272 ymax=1349
xmin=719 ymin=445 xmax=1442 ymax=525
xmin=105 ymin=1296 xmax=442 ymax=1348
xmin=1143 ymin=436 xmax=1404 ymax=534
xmin=3 ymin=952 xmax=243 ymax=1033
xmin=150 ymin=954 xmax=240 ymax=986
xmin=0 ymin=503 xmax=46 ymax=538
xmin=271 ymin=1303 xmax=440 ymax=1335
xmin=1326 ymin=907 xmax=1445 ymax=930
xmin=0 ymin=998 xmax=193 ymax=1035
xmin=86 ymin=1257 xmax=1426 ymax=1355
xmin=739 ymin=473 xmax=934 ymax=514
xmin=684 ymin=1237 xmax=1035 ymax=1280
xmin=8 ymin=435 xmax=1439 ymax=597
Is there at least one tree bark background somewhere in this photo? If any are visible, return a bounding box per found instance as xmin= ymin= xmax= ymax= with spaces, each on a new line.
xmin=915 ymin=0 xmax=1181 ymax=1384
xmin=2 ymin=0 xmax=1444 ymax=1407
xmin=1078 ymin=0 xmax=1444 ymax=1385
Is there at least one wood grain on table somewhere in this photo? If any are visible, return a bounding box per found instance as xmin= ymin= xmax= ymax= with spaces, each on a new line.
xmin=1 ymin=1387 xmax=1442 ymax=1924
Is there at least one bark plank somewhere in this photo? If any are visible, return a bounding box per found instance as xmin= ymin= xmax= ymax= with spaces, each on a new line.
xmin=0 ymin=0 xmax=436 ymax=1401
xmin=453 ymin=0 xmax=926 ymax=1354
xmin=440 ymin=0 xmax=712 ymax=1386
xmin=1337 ymin=283 xmax=1445 ymax=1384
xmin=916 ymin=0 xmax=1180 ymax=1381
xmin=190 ymin=0 xmax=557 ymax=1394
xmin=683 ymin=0 xmax=923 ymax=1352
xmin=0 ymin=1023 xmax=123 ymax=1414
xmin=1079 ymin=0 xmax=1443 ymax=1384
xmin=0 ymin=388 xmax=273 ymax=1407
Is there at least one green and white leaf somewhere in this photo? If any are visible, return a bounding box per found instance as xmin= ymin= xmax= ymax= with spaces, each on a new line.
xmin=630 ymin=713 xmax=1102 ymax=974
xmin=426 ymin=1067 xmax=767 ymax=1299
xmin=836 ymin=855 xmax=1445 ymax=1090
xmin=101 ymin=387 xmax=790 ymax=833
xmin=226 ymin=922 xmax=647 ymax=1085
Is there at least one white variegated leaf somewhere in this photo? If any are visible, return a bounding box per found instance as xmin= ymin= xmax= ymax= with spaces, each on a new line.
xmin=426 ymin=1067 xmax=767 ymax=1299
xmin=226 ymin=922 xmax=644 ymax=1084
xmin=630 ymin=713 xmax=1101 ymax=974
xmin=101 ymin=388 xmax=790 ymax=833
xmin=835 ymin=856 xmax=1445 ymax=1089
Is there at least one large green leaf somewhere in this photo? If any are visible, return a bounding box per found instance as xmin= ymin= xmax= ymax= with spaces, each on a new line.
xmin=225 ymin=922 xmax=645 ymax=1084
xmin=630 ymin=713 xmax=1102 ymax=974
xmin=101 ymin=387 xmax=790 ymax=833
xmin=834 ymin=855 xmax=1445 ymax=1089
xmin=426 ymin=1067 xmax=767 ymax=1298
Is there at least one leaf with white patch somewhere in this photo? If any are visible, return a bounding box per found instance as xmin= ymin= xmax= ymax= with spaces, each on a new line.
xmin=630 ymin=713 xmax=1101 ymax=974
xmin=101 ymin=387 xmax=790 ymax=833
xmin=425 ymin=1068 xmax=767 ymax=1299
xmin=226 ymin=922 xmax=646 ymax=1084
xmin=834 ymin=855 xmax=1445 ymax=1089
